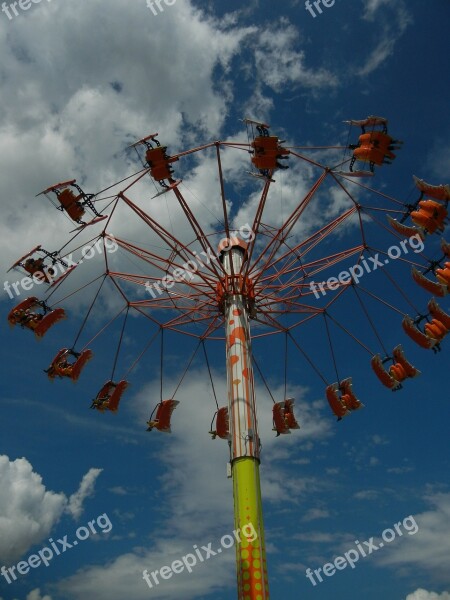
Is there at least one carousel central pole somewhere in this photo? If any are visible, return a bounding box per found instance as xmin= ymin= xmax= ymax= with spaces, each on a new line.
xmin=219 ymin=237 xmax=270 ymax=600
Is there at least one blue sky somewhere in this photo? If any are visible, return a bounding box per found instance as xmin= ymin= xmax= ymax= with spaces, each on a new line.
xmin=1 ymin=1 xmax=450 ymax=599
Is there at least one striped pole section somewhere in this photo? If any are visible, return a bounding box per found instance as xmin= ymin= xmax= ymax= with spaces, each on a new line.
xmin=222 ymin=241 xmax=270 ymax=600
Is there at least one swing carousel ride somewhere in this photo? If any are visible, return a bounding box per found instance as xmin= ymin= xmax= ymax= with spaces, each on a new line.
xmin=6 ymin=115 xmax=450 ymax=599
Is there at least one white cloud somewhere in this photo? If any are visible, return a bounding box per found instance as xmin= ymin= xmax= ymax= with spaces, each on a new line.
xmin=25 ymin=590 xmax=53 ymax=600
xmin=108 ymin=486 xmax=128 ymax=496
xmin=302 ymin=508 xmax=330 ymax=522
xmin=372 ymin=434 xmax=389 ymax=445
xmin=0 ymin=589 xmax=53 ymax=600
xmin=387 ymin=466 xmax=414 ymax=474
xmin=0 ymin=0 xmax=255 ymax=271
xmin=406 ymin=590 xmax=450 ymax=600
xmin=67 ymin=468 xmax=103 ymax=519
xmin=358 ymin=1 xmax=413 ymax=76
xmin=354 ymin=489 xmax=379 ymax=500
xmin=0 ymin=456 xmax=66 ymax=564
xmin=362 ymin=0 xmax=393 ymax=21
xmin=253 ymin=18 xmax=338 ymax=92
xmin=377 ymin=493 xmax=450 ymax=583
xmin=425 ymin=143 xmax=450 ymax=180
xmin=0 ymin=456 xmax=102 ymax=564
xmin=357 ymin=36 xmax=398 ymax=76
